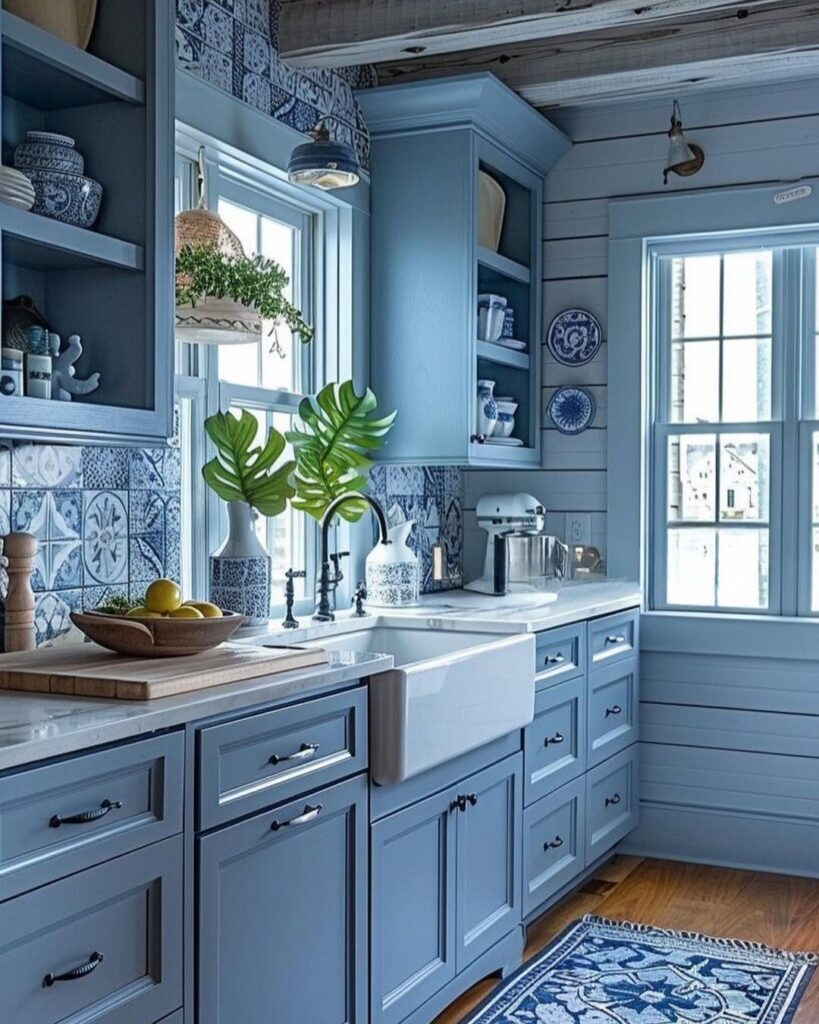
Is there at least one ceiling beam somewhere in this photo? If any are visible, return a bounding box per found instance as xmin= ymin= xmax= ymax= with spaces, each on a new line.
xmin=278 ymin=0 xmax=787 ymax=68
xmin=371 ymin=2 xmax=819 ymax=108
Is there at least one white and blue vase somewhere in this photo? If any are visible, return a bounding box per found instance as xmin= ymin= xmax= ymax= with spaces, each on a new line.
xmin=477 ymin=379 xmax=498 ymax=438
xmin=366 ymin=521 xmax=420 ymax=607
xmin=209 ymin=501 xmax=271 ymax=626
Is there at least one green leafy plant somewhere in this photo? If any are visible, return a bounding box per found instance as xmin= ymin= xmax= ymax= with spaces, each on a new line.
xmin=286 ymin=381 xmax=397 ymax=522
xmin=202 ymin=410 xmax=296 ymax=517
xmin=176 ymin=244 xmax=314 ymax=342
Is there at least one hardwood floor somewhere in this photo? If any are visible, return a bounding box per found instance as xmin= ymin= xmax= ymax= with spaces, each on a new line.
xmin=434 ymin=857 xmax=819 ymax=1023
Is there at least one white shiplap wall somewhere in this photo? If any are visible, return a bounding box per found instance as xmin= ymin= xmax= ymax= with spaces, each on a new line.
xmin=462 ymin=75 xmax=819 ymax=580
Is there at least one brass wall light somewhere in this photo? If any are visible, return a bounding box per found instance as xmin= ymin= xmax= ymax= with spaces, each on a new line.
xmin=663 ymin=100 xmax=705 ymax=184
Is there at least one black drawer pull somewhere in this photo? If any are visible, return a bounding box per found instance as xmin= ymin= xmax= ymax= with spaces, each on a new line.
xmin=544 ymin=732 xmax=565 ymax=747
xmin=605 ymin=705 xmax=623 ymax=717
xmin=546 ymin=653 xmax=565 ymax=666
xmin=269 ymin=742 xmax=320 ymax=766
xmin=49 ymin=799 xmax=122 ymax=829
xmin=271 ymin=803 xmax=322 ymax=831
xmin=44 ymin=951 xmax=103 ymax=987
xmin=544 ymin=836 xmax=564 ymax=851
xmin=605 ymin=793 xmax=622 ymax=807
xmin=605 ymin=634 xmax=626 ymax=645
xmin=450 ymin=793 xmax=478 ymax=813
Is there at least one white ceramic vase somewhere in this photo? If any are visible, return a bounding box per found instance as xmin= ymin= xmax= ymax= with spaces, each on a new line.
xmin=366 ymin=521 xmax=420 ymax=607
xmin=209 ymin=501 xmax=271 ymax=625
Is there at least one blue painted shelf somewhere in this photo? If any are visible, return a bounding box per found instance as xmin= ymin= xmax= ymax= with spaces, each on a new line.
xmin=478 ymin=246 xmax=531 ymax=285
xmin=0 ymin=205 xmax=143 ymax=272
xmin=1 ymin=11 xmax=145 ymax=109
xmin=477 ymin=340 xmax=531 ymax=370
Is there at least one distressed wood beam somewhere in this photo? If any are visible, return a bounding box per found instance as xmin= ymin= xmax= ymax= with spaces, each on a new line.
xmin=278 ymin=0 xmax=786 ymax=68
xmin=373 ymin=2 xmax=819 ymax=108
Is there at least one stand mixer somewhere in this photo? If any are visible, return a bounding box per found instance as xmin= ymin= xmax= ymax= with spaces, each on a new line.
xmin=465 ymin=493 xmax=568 ymax=596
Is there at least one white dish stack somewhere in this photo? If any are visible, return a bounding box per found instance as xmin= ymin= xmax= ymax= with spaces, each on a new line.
xmin=0 ymin=166 xmax=35 ymax=211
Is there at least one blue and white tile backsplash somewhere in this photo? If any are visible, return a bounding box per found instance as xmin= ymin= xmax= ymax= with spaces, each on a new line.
xmin=0 ymin=441 xmax=181 ymax=648
xmin=175 ymin=0 xmax=371 ymax=170
xmin=368 ymin=466 xmax=463 ymax=593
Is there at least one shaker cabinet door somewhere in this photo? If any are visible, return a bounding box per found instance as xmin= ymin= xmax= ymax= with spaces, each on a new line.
xmin=198 ymin=774 xmax=368 ymax=1024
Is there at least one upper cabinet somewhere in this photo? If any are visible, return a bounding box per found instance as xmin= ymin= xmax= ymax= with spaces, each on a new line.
xmin=358 ymin=74 xmax=570 ymax=468
xmin=0 ymin=0 xmax=174 ymax=445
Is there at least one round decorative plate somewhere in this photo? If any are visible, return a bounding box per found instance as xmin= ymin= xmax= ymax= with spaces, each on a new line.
xmin=548 ymin=386 xmax=596 ymax=434
xmin=547 ymin=309 xmax=602 ymax=366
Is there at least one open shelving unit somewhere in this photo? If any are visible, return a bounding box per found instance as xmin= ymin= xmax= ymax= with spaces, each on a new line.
xmin=0 ymin=1 xmax=173 ymax=445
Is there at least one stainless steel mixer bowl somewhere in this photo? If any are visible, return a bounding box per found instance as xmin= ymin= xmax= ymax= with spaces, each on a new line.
xmin=504 ymin=531 xmax=568 ymax=584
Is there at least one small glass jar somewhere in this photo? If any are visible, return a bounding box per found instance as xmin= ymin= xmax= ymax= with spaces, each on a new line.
xmin=0 ymin=348 xmax=24 ymax=397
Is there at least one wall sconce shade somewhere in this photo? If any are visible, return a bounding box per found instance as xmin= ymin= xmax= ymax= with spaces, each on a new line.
xmin=664 ymin=100 xmax=705 ymax=184
xmin=288 ymin=123 xmax=360 ymax=190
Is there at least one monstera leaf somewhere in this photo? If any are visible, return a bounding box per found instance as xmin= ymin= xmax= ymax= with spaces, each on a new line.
xmin=203 ymin=410 xmax=296 ymax=517
xmin=286 ymin=381 xmax=397 ymax=522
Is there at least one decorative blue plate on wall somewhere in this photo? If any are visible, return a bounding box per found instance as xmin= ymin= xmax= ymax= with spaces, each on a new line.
xmin=547 ymin=309 xmax=602 ymax=366
xmin=548 ymin=386 xmax=596 ymax=434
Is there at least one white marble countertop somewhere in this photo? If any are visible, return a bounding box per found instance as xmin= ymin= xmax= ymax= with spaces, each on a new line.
xmin=0 ymin=651 xmax=392 ymax=772
xmin=0 ymin=580 xmax=640 ymax=773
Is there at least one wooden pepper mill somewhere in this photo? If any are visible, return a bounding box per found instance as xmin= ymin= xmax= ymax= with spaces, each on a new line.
xmin=3 ymin=532 xmax=38 ymax=652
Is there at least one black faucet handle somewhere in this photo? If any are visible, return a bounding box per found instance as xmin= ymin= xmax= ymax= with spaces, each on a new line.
xmin=282 ymin=567 xmax=305 ymax=629
xmin=286 ymin=568 xmax=306 ymax=581
xmin=352 ymin=582 xmax=368 ymax=617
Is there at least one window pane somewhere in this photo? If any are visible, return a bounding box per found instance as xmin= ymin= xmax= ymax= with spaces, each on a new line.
xmin=670 ymin=341 xmax=719 ymax=423
xmin=719 ymin=434 xmax=769 ymax=522
xmin=671 ymin=255 xmax=721 ymax=339
xmin=716 ymin=529 xmax=769 ymax=609
xmin=668 ymin=434 xmax=716 ymax=521
xmin=667 ymin=528 xmax=715 ymax=605
xmin=813 ymin=528 xmax=819 ymax=612
xmin=722 ymin=338 xmax=772 ymax=422
xmin=218 ymin=198 xmax=257 ymax=255
xmin=813 ymin=432 xmax=819 ymax=521
xmin=261 ymin=217 xmax=298 ymax=393
xmin=723 ymin=251 xmax=772 ymax=336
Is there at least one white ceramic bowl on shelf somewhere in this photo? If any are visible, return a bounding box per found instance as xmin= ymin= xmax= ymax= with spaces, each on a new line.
xmin=494 ymin=398 xmax=518 ymax=438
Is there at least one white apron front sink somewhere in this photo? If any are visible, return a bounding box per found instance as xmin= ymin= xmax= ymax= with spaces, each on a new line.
xmin=306 ymin=626 xmax=535 ymax=785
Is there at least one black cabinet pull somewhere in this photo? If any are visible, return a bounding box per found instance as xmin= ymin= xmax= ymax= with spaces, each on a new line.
xmin=44 ymin=952 xmax=103 ymax=987
xmin=605 ymin=705 xmax=622 ymax=717
xmin=605 ymin=634 xmax=626 ymax=645
xmin=49 ymin=800 xmax=122 ymax=829
xmin=450 ymin=793 xmax=478 ymax=813
xmin=544 ymin=732 xmax=565 ymax=747
xmin=544 ymin=836 xmax=564 ymax=851
xmin=470 ymin=434 xmax=487 ymax=444
xmin=605 ymin=793 xmax=622 ymax=807
xmin=546 ymin=653 xmax=565 ymax=666
xmin=270 ymin=803 xmax=322 ymax=831
xmin=269 ymin=742 xmax=320 ymax=766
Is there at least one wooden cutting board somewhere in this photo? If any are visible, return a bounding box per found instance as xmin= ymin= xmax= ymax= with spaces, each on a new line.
xmin=0 ymin=643 xmax=329 ymax=700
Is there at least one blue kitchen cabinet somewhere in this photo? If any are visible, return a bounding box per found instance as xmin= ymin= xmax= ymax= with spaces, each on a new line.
xmin=357 ymin=74 xmax=570 ymax=468
xmin=371 ymin=753 xmax=522 ymax=1024
xmin=198 ymin=773 xmax=369 ymax=1024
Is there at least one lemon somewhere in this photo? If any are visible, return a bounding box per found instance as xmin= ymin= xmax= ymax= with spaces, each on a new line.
xmin=183 ymin=601 xmax=223 ymax=618
xmin=145 ymin=579 xmax=182 ymax=614
xmin=169 ymin=605 xmax=204 ymax=619
xmin=126 ymin=607 xmax=162 ymax=619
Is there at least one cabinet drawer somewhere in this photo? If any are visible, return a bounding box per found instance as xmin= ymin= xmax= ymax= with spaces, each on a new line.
xmin=0 ymin=835 xmax=183 ymax=1024
xmin=588 ymin=657 xmax=639 ymax=767
xmin=585 ymin=745 xmax=639 ymax=863
xmin=535 ymin=622 xmax=585 ymax=687
xmin=524 ymin=676 xmax=586 ymax=806
xmin=197 ymin=687 xmax=367 ymax=829
xmin=0 ymin=732 xmax=183 ymax=901
xmin=522 ymin=776 xmax=585 ymax=918
xmin=588 ymin=609 xmax=639 ymax=666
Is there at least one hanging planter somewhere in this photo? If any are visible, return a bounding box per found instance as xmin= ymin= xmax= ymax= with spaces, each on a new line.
xmin=174 ymin=202 xmax=313 ymax=347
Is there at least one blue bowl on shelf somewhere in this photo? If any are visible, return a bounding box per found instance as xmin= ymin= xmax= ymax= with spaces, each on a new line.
xmin=25 ymin=168 xmax=103 ymax=229
xmin=13 ymin=131 xmax=85 ymax=175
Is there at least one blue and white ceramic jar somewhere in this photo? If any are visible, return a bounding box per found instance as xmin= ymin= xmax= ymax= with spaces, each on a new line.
xmin=366 ymin=521 xmax=420 ymax=607
xmin=14 ymin=132 xmax=84 ymax=174
xmin=209 ymin=502 xmax=271 ymax=626
xmin=477 ymin=378 xmax=498 ymax=438
xmin=14 ymin=130 xmax=103 ymax=229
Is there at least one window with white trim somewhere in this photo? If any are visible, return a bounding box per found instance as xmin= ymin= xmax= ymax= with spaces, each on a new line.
xmin=174 ymin=148 xmax=335 ymax=612
xmin=649 ymin=233 xmax=819 ymax=616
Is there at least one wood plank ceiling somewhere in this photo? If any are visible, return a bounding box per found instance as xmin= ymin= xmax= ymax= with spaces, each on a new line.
xmin=278 ymin=0 xmax=819 ymax=107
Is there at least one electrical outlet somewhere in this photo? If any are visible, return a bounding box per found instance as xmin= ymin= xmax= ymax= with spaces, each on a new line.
xmin=567 ymin=513 xmax=591 ymax=546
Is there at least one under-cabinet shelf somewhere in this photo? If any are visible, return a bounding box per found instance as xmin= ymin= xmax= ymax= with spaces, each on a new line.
xmin=1 ymin=11 xmax=145 ymax=109
xmin=0 ymin=204 xmax=143 ymax=272
xmin=477 ymin=340 xmax=531 ymax=370
xmin=478 ymin=246 xmax=531 ymax=284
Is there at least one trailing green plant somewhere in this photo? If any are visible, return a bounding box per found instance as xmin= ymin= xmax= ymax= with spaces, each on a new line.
xmin=202 ymin=409 xmax=296 ymax=517
xmin=286 ymin=381 xmax=397 ymax=522
xmin=176 ymin=244 xmax=314 ymax=342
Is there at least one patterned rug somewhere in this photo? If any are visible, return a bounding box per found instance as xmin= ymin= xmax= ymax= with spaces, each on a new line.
xmin=465 ymin=915 xmax=817 ymax=1024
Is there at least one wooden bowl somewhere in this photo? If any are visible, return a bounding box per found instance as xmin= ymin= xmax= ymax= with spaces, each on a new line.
xmin=70 ymin=610 xmax=246 ymax=658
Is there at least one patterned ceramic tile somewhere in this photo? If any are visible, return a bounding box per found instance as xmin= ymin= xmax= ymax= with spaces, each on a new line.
xmin=130 ymin=534 xmax=166 ymax=583
xmin=12 ymin=443 xmax=82 ymax=489
xmin=129 ymin=489 xmax=167 ymax=536
xmin=0 ymin=445 xmax=10 ymax=488
xmin=33 ymin=589 xmax=81 ymax=646
xmin=83 ymin=491 xmax=129 ymax=585
xmin=82 ymin=447 xmax=129 ymax=490
xmin=82 ymin=584 xmax=129 ymax=611
xmin=0 ymin=489 xmax=10 ymax=536
xmin=12 ymin=489 xmax=82 ymax=540
xmin=33 ymin=541 xmax=84 ymax=592
xmin=129 ymin=449 xmax=166 ymax=490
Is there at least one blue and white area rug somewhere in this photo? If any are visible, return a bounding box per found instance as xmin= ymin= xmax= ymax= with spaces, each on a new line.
xmin=466 ymin=915 xmax=817 ymax=1024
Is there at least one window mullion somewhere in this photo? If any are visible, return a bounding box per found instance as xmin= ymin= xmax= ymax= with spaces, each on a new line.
xmin=778 ymin=248 xmax=802 ymax=615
